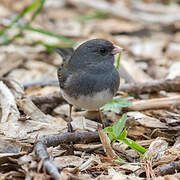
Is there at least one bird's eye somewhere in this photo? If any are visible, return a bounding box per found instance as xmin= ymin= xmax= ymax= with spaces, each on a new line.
xmin=99 ymin=48 xmax=107 ymax=55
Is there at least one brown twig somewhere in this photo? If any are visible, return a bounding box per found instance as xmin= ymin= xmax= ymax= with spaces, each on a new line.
xmin=98 ymin=124 xmax=118 ymax=159
xmin=144 ymin=159 xmax=155 ymax=179
xmin=119 ymin=77 xmax=180 ymax=95
xmin=38 ymin=131 xmax=100 ymax=147
xmin=34 ymin=142 xmax=61 ymax=180
xmin=127 ymin=95 xmax=180 ymax=111
xmin=34 ymin=131 xmax=100 ymax=179
xmin=30 ymin=91 xmax=63 ymax=105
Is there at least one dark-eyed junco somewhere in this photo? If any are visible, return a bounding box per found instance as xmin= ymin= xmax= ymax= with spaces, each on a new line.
xmin=54 ymin=39 xmax=123 ymax=131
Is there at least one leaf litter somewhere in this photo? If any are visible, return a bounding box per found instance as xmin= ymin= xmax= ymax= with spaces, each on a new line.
xmin=0 ymin=0 xmax=180 ymax=179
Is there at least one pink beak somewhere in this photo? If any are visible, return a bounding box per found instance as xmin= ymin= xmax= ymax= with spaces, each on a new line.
xmin=111 ymin=45 xmax=124 ymax=55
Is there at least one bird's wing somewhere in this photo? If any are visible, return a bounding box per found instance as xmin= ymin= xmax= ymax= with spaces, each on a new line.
xmin=53 ymin=48 xmax=74 ymax=89
xmin=57 ymin=67 xmax=71 ymax=89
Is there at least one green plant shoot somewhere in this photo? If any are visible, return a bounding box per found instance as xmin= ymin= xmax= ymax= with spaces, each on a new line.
xmin=103 ymin=114 xmax=147 ymax=155
xmin=116 ymin=53 xmax=121 ymax=70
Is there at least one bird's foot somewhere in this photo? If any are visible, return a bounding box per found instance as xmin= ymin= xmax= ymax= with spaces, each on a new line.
xmin=102 ymin=122 xmax=106 ymax=129
xmin=67 ymin=122 xmax=74 ymax=133
xmin=98 ymin=110 xmax=105 ymax=128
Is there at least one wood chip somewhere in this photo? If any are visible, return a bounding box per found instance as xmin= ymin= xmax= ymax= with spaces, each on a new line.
xmin=16 ymin=98 xmax=55 ymax=123
xmin=144 ymin=137 xmax=168 ymax=159
xmin=0 ymin=81 xmax=20 ymax=123
xmin=127 ymin=112 xmax=168 ymax=129
xmin=0 ymin=152 xmax=26 ymax=165
xmin=0 ymin=53 xmax=24 ymax=77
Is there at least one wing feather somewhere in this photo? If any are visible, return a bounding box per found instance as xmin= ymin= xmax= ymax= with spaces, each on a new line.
xmin=54 ymin=47 xmax=74 ymax=89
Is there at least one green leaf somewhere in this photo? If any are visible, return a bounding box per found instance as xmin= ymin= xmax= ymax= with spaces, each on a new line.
xmin=120 ymin=138 xmax=146 ymax=155
xmin=117 ymin=128 xmax=127 ymax=140
xmin=114 ymin=157 xmax=124 ymax=163
xmin=100 ymin=98 xmax=132 ymax=113
xmin=28 ymin=0 xmax=46 ymax=25
xmin=0 ymin=0 xmax=41 ymax=36
xmin=116 ymin=114 xmax=127 ymax=135
xmin=18 ymin=25 xmax=75 ymax=45
xmin=116 ymin=53 xmax=121 ymax=70
xmin=103 ymin=114 xmax=127 ymax=143
xmin=103 ymin=126 xmax=116 ymax=142
xmin=102 ymin=126 xmax=116 ymax=142
xmin=0 ymin=0 xmax=46 ymax=45
xmin=112 ymin=114 xmax=127 ymax=137
xmin=112 ymin=121 xmax=122 ymax=137
xmin=108 ymin=134 xmax=115 ymax=142
xmin=102 ymin=126 xmax=113 ymax=134
xmin=102 ymin=113 xmax=146 ymax=155
xmin=115 ymin=98 xmax=132 ymax=107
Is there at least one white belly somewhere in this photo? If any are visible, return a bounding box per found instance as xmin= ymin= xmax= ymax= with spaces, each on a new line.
xmin=60 ymin=88 xmax=113 ymax=110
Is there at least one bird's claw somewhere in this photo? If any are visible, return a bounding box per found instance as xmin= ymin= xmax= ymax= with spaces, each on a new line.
xmin=67 ymin=122 xmax=74 ymax=133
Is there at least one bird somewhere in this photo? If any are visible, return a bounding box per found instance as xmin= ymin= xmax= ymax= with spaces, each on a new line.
xmin=53 ymin=39 xmax=123 ymax=132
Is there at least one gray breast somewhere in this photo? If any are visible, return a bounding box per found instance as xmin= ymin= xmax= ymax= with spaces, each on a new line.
xmin=64 ymin=67 xmax=120 ymax=99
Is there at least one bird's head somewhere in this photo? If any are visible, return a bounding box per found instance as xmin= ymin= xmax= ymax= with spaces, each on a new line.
xmin=69 ymin=39 xmax=123 ymax=69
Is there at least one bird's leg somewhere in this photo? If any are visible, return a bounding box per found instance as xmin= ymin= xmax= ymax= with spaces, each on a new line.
xmin=65 ymin=104 xmax=74 ymax=155
xmin=98 ymin=110 xmax=105 ymax=128
xmin=67 ymin=104 xmax=73 ymax=132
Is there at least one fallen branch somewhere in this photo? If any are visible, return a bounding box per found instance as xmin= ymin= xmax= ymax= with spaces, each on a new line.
xmin=119 ymin=77 xmax=180 ymax=95
xmin=127 ymin=95 xmax=180 ymax=111
xmin=34 ymin=131 xmax=100 ymax=179
xmin=34 ymin=142 xmax=61 ymax=180
xmin=30 ymin=91 xmax=63 ymax=105
xmin=38 ymin=131 xmax=100 ymax=147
